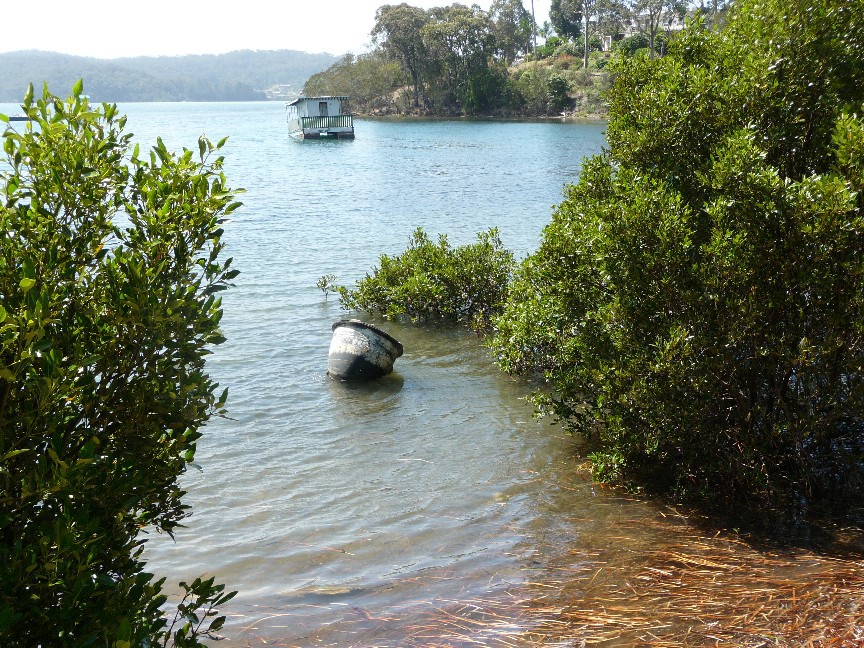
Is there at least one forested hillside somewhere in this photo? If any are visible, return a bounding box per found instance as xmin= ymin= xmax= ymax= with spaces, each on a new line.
xmin=303 ymin=1 xmax=702 ymax=118
xmin=0 ymin=49 xmax=338 ymax=102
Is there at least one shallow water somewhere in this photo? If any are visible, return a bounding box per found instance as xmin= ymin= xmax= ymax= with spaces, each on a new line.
xmin=4 ymin=101 xmax=860 ymax=645
xmin=102 ymin=103 xmax=610 ymax=642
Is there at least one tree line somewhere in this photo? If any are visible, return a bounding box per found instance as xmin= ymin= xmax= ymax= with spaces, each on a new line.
xmin=304 ymin=0 xmax=724 ymax=117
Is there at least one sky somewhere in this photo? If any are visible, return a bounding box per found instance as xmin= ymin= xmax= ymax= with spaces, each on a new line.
xmin=0 ymin=0 xmax=552 ymax=59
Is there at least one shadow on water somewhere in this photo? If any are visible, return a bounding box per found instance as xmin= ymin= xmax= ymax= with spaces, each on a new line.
xmin=325 ymin=372 xmax=405 ymax=417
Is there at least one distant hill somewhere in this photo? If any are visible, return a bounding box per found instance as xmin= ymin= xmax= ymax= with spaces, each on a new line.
xmin=0 ymin=50 xmax=340 ymax=102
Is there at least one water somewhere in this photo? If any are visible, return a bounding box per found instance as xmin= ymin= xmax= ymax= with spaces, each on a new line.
xmin=4 ymin=102 xmax=860 ymax=646
xmin=81 ymin=102 xmax=606 ymax=643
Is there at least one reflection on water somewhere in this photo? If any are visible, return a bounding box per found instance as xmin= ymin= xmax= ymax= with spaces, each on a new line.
xmin=327 ymin=369 xmax=405 ymax=416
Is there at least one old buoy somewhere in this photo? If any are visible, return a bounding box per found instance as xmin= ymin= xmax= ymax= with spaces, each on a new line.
xmin=327 ymin=319 xmax=404 ymax=381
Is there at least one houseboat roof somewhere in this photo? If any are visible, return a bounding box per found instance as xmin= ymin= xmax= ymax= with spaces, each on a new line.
xmin=287 ymin=95 xmax=349 ymax=106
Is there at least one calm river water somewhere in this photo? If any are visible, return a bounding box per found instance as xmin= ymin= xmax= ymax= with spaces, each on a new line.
xmin=113 ymin=103 xmax=614 ymax=644
xmin=5 ymin=101 xmax=861 ymax=646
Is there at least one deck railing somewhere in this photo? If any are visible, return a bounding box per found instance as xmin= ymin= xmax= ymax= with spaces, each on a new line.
xmin=300 ymin=115 xmax=354 ymax=130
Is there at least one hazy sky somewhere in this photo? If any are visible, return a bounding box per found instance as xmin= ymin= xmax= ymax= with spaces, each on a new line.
xmin=1 ymin=0 xmax=552 ymax=59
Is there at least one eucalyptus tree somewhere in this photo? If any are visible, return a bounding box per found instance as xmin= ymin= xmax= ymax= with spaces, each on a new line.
xmin=372 ymin=3 xmax=432 ymax=108
xmin=550 ymin=0 xmax=626 ymax=67
xmin=421 ymin=3 xmax=499 ymax=113
xmin=304 ymin=52 xmax=402 ymax=113
xmin=489 ymin=0 xmax=535 ymax=64
xmin=627 ymin=0 xmax=689 ymax=57
xmin=580 ymin=0 xmax=628 ymax=67
xmin=549 ymin=0 xmax=583 ymax=42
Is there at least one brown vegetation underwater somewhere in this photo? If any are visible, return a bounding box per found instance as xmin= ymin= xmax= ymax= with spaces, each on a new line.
xmin=224 ymin=500 xmax=863 ymax=647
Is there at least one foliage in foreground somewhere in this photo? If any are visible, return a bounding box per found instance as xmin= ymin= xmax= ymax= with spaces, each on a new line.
xmin=490 ymin=0 xmax=864 ymax=510
xmin=333 ymin=228 xmax=514 ymax=331
xmin=0 ymin=84 xmax=240 ymax=645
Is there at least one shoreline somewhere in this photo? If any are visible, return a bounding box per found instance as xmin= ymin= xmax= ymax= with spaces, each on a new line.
xmin=355 ymin=111 xmax=608 ymax=124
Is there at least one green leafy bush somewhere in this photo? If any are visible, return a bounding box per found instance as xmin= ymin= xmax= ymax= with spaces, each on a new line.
xmin=613 ymin=33 xmax=649 ymax=56
xmin=554 ymin=41 xmax=581 ymax=58
xmin=335 ymin=228 xmax=514 ymax=330
xmin=534 ymin=36 xmax=565 ymax=59
xmin=491 ymin=0 xmax=864 ymax=510
xmin=509 ymin=64 xmax=557 ymax=114
xmin=0 ymin=84 xmax=240 ymax=645
xmin=547 ymin=73 xmax=572 ymax=111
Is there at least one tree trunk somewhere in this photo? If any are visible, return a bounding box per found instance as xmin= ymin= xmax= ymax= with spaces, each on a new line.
xmin=530 ymin=0 xmax=537 ymax=51
xmin=584 ymin=9 xmax=590 ymax=69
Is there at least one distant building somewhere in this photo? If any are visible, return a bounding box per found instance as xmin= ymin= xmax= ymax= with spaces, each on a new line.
xmin=265 ymin=84 xmax=299 ymax=101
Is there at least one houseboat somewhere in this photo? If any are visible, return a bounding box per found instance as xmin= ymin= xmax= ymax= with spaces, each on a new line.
xmin=286 ymin=96 xmax=354 ymax=139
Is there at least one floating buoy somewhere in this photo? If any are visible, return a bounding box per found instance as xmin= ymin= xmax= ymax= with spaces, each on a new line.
xmin=327 ymin=319 xmax=403 ymax=381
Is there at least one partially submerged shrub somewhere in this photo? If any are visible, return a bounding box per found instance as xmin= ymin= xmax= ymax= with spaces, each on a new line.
xmin=491 ymin=0 xmax=864 ymax=512
xmin=336 ymin=227 xmax=515 ymax=331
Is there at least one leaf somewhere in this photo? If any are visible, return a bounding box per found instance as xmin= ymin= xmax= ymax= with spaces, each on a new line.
xmin=1 ymin=449 xmax=29 ymax=461
xmin=47 ymin=448 xmax=68 ymax=469
xmin=21 ymin=256 xmax=35 ymax=279
xmin=19 ymin=277 xmax=36 ymax=293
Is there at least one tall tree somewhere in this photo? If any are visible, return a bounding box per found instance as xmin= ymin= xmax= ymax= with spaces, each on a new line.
xmin=304 ymin=52 xmax=402 ymax=114
xmin=489 ymin=0 xmax=534 ymax=64
xmin=422 ymin=4 xmax=497 ymax=112
xmin=579 ymin=0 xmax=627 ymax=67
xmin=627 ymin=0 xmax=688 ymax=57
xmin=372 ymin=3 xmax=431 ymax=108
xmin=549 ymin=0 xmax=583 ymax=42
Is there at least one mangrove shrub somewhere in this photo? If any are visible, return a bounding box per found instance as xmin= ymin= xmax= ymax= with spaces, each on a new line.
xmin=490 ymin=0 xmax=864 ymax=509
xmin=335 ymin=227 xmax=514 ymax=330
xmin=0 ymin=84 xmax=240 ymax=645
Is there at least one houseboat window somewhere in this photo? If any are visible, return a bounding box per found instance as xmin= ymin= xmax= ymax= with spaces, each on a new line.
xmin=319 ymin=101 xmax=328 ymax=117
